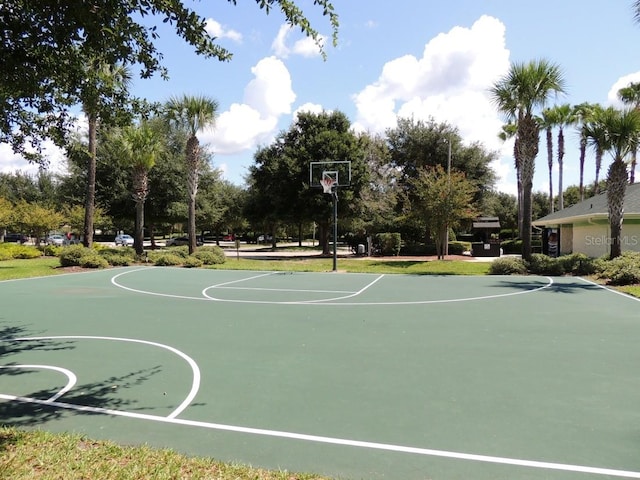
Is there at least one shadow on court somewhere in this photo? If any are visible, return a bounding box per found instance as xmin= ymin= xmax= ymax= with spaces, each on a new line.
xmin=0 ymin=324 xmax=164 ymax=427
xmin=491 ymin=278 xmax=603 ymax=294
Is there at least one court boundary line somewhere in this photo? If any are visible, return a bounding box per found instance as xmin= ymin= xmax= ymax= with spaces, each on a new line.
xmin=578 ymin=277 xmax=640 ymax=302
xmin=111 ymin=269 xmax=555 ymax=305
xmin=0 ymin=393 xmax=639 ymax=478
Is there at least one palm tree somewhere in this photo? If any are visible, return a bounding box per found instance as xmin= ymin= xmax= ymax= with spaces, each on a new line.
xmin=596 ymin=107 xmax=640 ymax=258
xmin=552 ymin=103 xmax=575 ymax=210
xmin=583 ymin=105 xmax=607 ymax=195
xmin=617 ymin=82 xmax=640 ymax=183
xmin=165 ymin=95 xmax=219 ymax=254
xmin=573 ymin=102 xmax=598 ymax=201
xmin=490 ymin=59 xmax=566 ymax=260
xmin=539 ymin=109 xmax=556 ymax=213
xmin=80 ymin=61 xmax=132 ymax=247
xmin=113 ymin=121 xmax=164 ymax=255
xmin=497 ymin=122 xmax=522 ymax=234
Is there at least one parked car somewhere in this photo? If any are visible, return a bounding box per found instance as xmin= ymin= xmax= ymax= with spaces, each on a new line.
xmin=222 ymin=234 xmax=235 ymax=241
xmin=46 ymin=234 xmax=65 ymax=246
xmin=166 ymin=236 xmax=203 ymax=247
xmin=114 ymin=234 xmax=134 ymax=246
xmin=4 ymin=233 xmax=28 ymax=243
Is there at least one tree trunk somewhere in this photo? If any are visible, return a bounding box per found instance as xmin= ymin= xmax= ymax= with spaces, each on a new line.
xmin=546 ymin=128 xmax=553 ymax=213
xmin=135 ymin=200 xmax=144 ymax=255
xmin=557 ymin=128 xmax=565 ymax=210
xmin=579 ymin=140 xmax=586 ymax=201
xmin=132 ymin=169 xmax=148 ymax=256
xmin=186 ymin=136 xmax=200 ymax=255
xmin=319 ymin=221 xmax=330 ymax=255
xmin=607 ymin=160 xmax=628 ymax=259
xmin=594 ymin=150 xmax=603 ymax=194
xmin=518 ymin=116 xmax=539 ymax=262
xmin=83 ymin=113 xmax=97 ymax=248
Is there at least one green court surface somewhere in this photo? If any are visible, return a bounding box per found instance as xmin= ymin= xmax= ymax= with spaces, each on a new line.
xmin=1 ymin=267 xmax=640 ymax=480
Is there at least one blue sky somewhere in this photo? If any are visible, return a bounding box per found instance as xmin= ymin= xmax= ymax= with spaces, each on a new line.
xmin=2 ymin=0 xmax=640 ymax=196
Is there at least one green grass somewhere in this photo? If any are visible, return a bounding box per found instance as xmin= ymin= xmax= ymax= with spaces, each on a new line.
xmin=0 ymin=428 xmax=327 ymax=480
xmin=213 ymin=257 xmax=492 ymax=275
xmin=618 ymin=284 xmax=640 ymax=298
xmin=0 ymin=257 xmax=67 ymax=281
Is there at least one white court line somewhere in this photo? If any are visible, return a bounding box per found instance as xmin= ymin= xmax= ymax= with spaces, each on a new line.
xmin=112 ymin=269 xmax=555 ymax=305
xmin=578 ymin=277 xmax=640 ymax=302
xmin=11 ymin=336 xmax=200 ymax=419
xmin=208 ymin=286 xmax=355 ymax=294
xmin=0 ymin=393 xmax=639 ymax=478
xmin=301 ymin=274 xmax=386 ymax=303
xmin=0 ymin=365 xmax=76 ymax=402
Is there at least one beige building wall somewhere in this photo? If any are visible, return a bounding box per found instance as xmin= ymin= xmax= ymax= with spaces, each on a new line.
xmin=573 ymin=223 xmax=609 ymax=257
xmin=572 ymin=221 xmax=640 ymax=257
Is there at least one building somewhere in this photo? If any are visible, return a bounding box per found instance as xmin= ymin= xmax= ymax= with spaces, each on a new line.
xmin=532 ymin=182 xmax=640 ymax=257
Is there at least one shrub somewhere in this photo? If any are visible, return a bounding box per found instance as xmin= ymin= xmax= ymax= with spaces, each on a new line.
xmin=103 ymin=253 xmax=132 ymax=266
xmin=166 ymin=245 xmax=189 ymax=258
xmin=100 ymin=247 xmax=135 ymax=266
xmin=0 ymin=249 xmax=12 ymax=261
xmin=183 ymin=256 xmax=203 ymax=268
xmin=152 ymin=253 xmax=183 ymax=266
xmin=59 ymin=245 xmax=90 ymax=267
xmin=193 ymin=246 xmax=226 ymax=265
xmin=500 ymin=239 xmax=522 ymax=254
xmin=79 ymin=253 xmax=109 ymax=269
xmin=375 ymin=232 xmax=401 ymax=256
xmin=558 ymin=253 xmax=596 ymax=276
xmin=449 ymin=241 xmax=470 ymax=255
xmin=595 ymin=251 xmax=640 ymax=286
xmin=42 ymin=244 xmax=62 ymax=257
xmin=526 ymin=253 xmax=565 ymax=276
xmin=9 ymin=245 xmax=41 ymax=259
xmin=488 ymin=257 xmax=528 ymax=275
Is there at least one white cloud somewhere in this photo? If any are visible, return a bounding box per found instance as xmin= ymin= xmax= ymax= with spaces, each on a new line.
xmin=271 ymin=24 xmax=324 ymax=59
xmin=204 ymin=18 xmax=242 ymax=43
xmin=204 ymin=56 xmax=297 ymax=159
xmin=607 ymin=72 xmax=640 ymax=107
xmin=351 ymin=15 xmax=512 ymax=190
xmin=293 ymin=102 xmax=325 ymax=118
xmin=0 ymin=136 xmax=73 ymax=177
xmin=207 ymin=103 xmax=277 ymax=155
xmin=244 ymin=56 xmax=296 ymax=117
xmin=353 ymin=15 xmax=510 ymax=151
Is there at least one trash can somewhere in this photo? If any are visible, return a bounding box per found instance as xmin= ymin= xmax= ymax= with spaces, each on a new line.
xmin=357 ymin=244 xmax=366 ymax=255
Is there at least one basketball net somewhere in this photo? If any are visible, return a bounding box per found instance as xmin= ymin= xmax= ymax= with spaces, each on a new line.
xmin=320 ymin=176 xmax=336 ymax=194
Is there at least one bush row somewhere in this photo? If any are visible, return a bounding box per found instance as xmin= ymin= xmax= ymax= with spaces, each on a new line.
xmin=488 ymin=252 xmax=640 ymax=286
xmin=56 ymin=244 xmax=226 ymax=269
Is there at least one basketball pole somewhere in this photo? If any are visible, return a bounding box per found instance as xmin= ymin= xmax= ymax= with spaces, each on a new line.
xmin=332 ymin=186 xmax=338 ymax=272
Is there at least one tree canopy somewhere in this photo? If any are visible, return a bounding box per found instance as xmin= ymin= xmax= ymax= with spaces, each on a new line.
xmin=0 ymin=0 xmax=338 ymax=160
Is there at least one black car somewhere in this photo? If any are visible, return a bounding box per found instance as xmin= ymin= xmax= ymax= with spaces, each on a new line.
xmin=4 ymin=233 xmax=28 ymax=243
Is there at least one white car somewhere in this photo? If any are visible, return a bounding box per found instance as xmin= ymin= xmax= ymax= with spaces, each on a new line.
xmin=46 ymin=234 xmax=65 ymax=246
xmin=115 ymin=234 xmax=134 ymax=246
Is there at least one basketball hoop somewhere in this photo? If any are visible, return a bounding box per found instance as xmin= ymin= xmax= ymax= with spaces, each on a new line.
xmin=320 ymin=175 xmax=336 ymax=194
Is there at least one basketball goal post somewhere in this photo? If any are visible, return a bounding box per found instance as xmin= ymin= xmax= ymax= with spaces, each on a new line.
xmin=309 ymin=161 xmax=351 ymax=272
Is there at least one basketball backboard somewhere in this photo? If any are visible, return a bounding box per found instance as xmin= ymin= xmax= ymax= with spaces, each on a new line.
xmin=309 ymin=161 xmax=351 ymax=188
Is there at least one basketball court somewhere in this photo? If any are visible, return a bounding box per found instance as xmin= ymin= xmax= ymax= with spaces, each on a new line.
xmin=1 ymin=266 xmax=640 ymax=479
